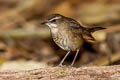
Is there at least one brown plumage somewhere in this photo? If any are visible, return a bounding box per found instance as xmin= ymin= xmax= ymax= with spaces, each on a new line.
xmin=41 ymin=14 xmax=106 ymax=66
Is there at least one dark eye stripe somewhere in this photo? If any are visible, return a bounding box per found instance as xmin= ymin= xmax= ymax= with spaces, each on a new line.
xmin=50 ymin=19 xmax=56 ymax=23
xmin=49 ymin=16 xmax=61 ymax=22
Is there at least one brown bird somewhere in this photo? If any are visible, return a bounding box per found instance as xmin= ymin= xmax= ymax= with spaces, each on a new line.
xmin=41 ymin=14 xmax=106 ymax=66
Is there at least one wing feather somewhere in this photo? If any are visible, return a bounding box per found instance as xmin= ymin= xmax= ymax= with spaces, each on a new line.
xmin=66 ymin=17 xmax=95 ymax=41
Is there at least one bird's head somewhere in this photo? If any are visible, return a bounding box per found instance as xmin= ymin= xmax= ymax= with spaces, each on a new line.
xmin=41 ymin=14 xmax=66 ymax=29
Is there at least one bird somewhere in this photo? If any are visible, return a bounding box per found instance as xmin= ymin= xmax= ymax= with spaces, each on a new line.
xmin=41 ymin=14 xmax=106 ymax=66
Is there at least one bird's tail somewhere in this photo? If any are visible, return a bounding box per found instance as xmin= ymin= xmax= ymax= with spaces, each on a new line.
xmin=82 ymin=27 xmax=106 ymax=41
xmin=87 ymin=27 xmax=106 ymax=33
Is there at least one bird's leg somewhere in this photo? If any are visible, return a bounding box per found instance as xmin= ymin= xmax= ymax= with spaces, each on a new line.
xmin=59 ymin=51 xmax=71 ymax=66
xmin=70 ymin=49 xmax=79 ymax=66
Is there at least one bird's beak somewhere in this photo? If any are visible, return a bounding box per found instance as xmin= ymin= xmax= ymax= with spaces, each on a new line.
xmin=41 ymin=21 xmax=48 ymax=25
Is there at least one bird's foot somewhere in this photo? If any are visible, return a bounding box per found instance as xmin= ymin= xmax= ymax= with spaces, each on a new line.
xmin=58 ymin=64 xmax=64 ymax=67
xmin=68 ymin=64 xmax=74 ymax=67
xmin=57 ymin=64 xmax=73 ymax=68
xmin=57 ymin=64 xmax=67 ymax=67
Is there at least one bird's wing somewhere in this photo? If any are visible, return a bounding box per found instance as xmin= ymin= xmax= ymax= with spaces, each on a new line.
xmin=67 ymin=17 xmax=85 ymax=31
xmin=67 ymin=17 xmax=96 ymax=41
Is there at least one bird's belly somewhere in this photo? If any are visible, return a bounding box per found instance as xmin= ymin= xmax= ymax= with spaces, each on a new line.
xmin=69 ymin=36 xmax=83 ymax=51
xmin=53 ymin=36 xmax=70 ymax=50
xmin=53 ymin=33 xmax=83 ymax=51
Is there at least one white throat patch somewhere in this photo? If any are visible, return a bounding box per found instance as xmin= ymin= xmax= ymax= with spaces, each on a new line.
xmin=51 ymin=28 xmax=58 ymax=34
xmin=46 ymin=23 xmax=57 ymax=28
xmin=46 ymin=23 xmax=58 ymax=34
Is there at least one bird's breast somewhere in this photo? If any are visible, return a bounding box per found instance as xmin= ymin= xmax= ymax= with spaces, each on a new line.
xmin=52 ymin=30 xmax=83 ymax=51
xmin=52 ymin=32 xmax=70 ymax=50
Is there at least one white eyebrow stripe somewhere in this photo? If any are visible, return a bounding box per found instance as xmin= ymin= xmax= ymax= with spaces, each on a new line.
xmin=49 ymin=16 xmax=61 ymax=21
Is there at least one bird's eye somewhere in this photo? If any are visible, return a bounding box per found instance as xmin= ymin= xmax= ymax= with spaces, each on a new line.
xmin=50 ymin=19 xmax=56 ymax=23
